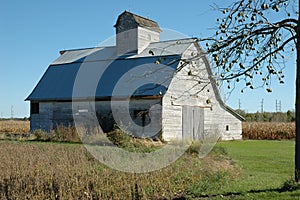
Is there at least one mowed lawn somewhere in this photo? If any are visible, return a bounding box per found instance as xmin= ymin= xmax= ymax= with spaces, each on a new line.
xmin=213 ymin=140 xmax=300 ymax=199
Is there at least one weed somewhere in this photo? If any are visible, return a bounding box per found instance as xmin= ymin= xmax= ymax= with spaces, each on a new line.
xmin=280 ymin=179 xmax=300 ymax=192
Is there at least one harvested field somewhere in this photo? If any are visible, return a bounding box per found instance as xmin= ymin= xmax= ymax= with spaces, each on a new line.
xmin=0 ymin=120 xmax=30 ymax=134
xmin=0 ymin=141 xmax=236 ymax=199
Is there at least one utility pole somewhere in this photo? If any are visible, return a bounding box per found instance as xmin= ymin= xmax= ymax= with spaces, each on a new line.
xmin=260 ymin=99 xmax=264 ymax=113
xmin=279 ymin=100 xmax=282 ymax=112
xmin=238 ymin=99 xmax=241 ymax=110
xmin=276 ymin=100 xmax=282 ymax=112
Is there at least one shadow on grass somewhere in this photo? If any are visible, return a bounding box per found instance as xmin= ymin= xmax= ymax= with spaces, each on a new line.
xmin=183 ymin=180 xmax=300 ymax=199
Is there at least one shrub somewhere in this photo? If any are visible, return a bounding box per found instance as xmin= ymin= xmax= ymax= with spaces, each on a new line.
xmin=32 ymin=126 xmax=81 ymax=143
xmin=51 ymin=125 xmax=81 ymax=143
xmin=106 ymin=128 xmax=164 ymax=153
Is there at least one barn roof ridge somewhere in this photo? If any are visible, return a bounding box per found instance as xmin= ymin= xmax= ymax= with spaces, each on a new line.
xmin=59 ymin=38 xmax=197 ymax=53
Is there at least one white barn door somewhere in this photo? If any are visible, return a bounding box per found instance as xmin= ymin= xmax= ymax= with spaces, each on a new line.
xmin=182 ymin=106 xmax=204 ymax=140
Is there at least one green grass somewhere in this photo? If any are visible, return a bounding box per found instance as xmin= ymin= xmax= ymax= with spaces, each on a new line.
xmin=188 ymin=140 xmax=300 ymax=199
xmin=219 ymin=140 xmax=294 ymax=190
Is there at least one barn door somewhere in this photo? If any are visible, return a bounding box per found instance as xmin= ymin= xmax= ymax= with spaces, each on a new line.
xmin=182 ymin=106 xmax=204 ymax=140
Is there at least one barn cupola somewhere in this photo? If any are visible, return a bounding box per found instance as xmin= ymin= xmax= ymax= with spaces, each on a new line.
xmin=114 ymin=11 xmax=161 ymax=56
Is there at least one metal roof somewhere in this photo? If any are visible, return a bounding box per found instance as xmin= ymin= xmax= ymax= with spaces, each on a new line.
xmin=26 ymin=53 xmax=181 ymax=101
xmin=133 ymin=38 xmax=195 ymax=57
xmin=51 ymin=38 xmax=194 ymax=65
xmin=27 ymin=39 xmax=196 ymax=101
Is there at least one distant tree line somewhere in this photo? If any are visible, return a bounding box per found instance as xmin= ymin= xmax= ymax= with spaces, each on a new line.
xmin=236 ymin=110 xmax=295 ymax=122
xmin=0 ymin=117 xmax=29 ymax=121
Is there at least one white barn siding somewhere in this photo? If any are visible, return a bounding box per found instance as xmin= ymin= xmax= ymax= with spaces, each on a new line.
xmin=137 ymin=27 xmax=160 ymax=54
xmin=203 ymin=104 xmax=242 ymax=140
xmin=162 ymin=44 xmax=212 ymax=141
xmin=162 ymin=43 xmax=242 ymax=141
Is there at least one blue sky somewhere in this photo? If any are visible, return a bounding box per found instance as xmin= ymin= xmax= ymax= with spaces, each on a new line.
xmin=0 ymin=0 xmax=296 ymax=118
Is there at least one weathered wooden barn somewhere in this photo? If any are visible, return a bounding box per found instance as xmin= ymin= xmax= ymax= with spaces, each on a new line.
xmin=26 ymin=11 xmax=243 ymax=141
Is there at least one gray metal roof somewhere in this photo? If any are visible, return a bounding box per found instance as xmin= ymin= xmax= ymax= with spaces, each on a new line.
xmin=26 ymin=52 xmax=182 ymax=101
xmin=134 ymin=38 xmax=195 ymax=57
xmin=51 ymin=38 xmax=194 ymax=65
xmin=27 ymin=39 xmax=195 ymax=101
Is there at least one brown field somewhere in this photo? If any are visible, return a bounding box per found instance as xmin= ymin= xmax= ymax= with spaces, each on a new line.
xmin=0 ymin=141 xmax=235 ymax=199
xmin=242 ymin=122 xmax=296 ymax=140
xmin=0 ymin=120 xmax=30 ymax=134
xmin=0 ymin=120 xmax=296 ymax=141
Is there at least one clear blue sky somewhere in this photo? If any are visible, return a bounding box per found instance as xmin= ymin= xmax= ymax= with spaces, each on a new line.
xmin=0 ymin=0 xmax=296 ymax=118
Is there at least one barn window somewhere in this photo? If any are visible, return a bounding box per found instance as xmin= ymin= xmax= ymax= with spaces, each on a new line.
xmin=134 ymin=110 xmax=148 ymax=119
xmin=31 ymin=102 xmax=39 ymax=114
xmin=226 ymin=125 xmax=230 ymax=131
xmin=133 ymin=109 xmax=149 ymax=127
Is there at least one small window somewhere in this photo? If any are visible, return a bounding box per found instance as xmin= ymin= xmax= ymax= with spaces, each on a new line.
xmin=133 ymin=110 xmax=148 ymax=119
xmin=226 ymin=125 xmax=229 ymax=131
xmin=133 ymin=109 xmax=149 ymax=127
xmin=31 ymin=102 xmax=39 ymax=114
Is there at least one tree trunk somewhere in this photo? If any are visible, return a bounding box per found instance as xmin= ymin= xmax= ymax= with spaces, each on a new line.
xmin=295 ymin=8 xmax=300 ymax=182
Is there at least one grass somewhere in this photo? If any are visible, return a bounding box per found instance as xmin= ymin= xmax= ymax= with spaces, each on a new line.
xmin=197 ymin=140 xmax=300 ymax=199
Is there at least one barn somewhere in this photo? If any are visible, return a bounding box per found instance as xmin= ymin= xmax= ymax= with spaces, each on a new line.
xmin=26 ymin=11 xmax=243 ymax=141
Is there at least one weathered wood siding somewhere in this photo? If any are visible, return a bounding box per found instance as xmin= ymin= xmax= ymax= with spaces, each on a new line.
xmin=30 ymin=102 xmax=54 ymax=131
xmin=162 ymin=43 xmax=242 ymax=141
xmin=115 ymin=13 xmax=160 ymax=55
xmin=137 ymin=27 xmax=160 ymax=53
xmin=203 ymin=105 xmax=242 ymax=140
xmin=30 ymin=99 xmax=162 ymax=138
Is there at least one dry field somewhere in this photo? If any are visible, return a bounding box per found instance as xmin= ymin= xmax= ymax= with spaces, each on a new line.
xmin=0 ymin=120 xmax=296 ymax=141
xmin=0 ymin=141 xmax=235 ymax=199
xmin=0 ymin=120 xmax=30 ymax=134
xmin=242 ymin=122 xmax=295 ymax=140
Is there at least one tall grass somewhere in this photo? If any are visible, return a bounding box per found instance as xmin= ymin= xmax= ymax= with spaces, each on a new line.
xmin=33 ymin=125 xmax=81 ymax=143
